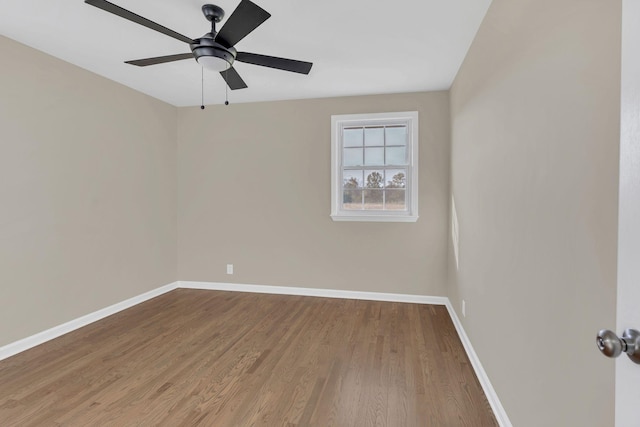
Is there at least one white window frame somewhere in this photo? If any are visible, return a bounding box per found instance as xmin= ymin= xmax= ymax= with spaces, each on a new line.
xmin=331 ymin=111 xmax=419 ymax=222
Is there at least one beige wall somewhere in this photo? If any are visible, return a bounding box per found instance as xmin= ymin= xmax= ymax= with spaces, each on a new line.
xmin=449 ymin=1 xmax=620 ymax=425
xmin=0 ymin=36 xmax=178 ymax=347
xmin=177 ymin=92 xmax=450 ymax=295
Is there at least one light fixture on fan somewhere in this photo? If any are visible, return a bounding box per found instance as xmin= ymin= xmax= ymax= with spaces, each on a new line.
xmin=196 ymin=55 xmax=229 ymax=71
xmin=191 ymin=33 xmax=236 ymax=72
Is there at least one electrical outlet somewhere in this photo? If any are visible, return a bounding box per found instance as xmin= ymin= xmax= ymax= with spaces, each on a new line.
xmin=226 ymin=264 xmax=233 ymax=275
xmin=462 ymin=300 xmax=466 ymax=317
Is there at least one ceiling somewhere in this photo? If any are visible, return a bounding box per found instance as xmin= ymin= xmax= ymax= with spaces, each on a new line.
xmin=0 ymin=0 xmax=492 ymax=107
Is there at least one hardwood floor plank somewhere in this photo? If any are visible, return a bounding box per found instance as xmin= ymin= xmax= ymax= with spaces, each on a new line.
xmin=0 ymin=289 xmax=498 ymax=426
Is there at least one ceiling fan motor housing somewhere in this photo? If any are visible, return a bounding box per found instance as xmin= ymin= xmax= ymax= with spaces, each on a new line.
xmin=191 ymin=35 xmax=237 ymax=68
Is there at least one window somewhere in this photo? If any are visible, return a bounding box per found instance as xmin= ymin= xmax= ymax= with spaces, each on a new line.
xmin=331 ymin=111 xmax=419 ymax=222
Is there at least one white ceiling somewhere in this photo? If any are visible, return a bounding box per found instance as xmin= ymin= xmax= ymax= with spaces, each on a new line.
xmin=0 ymin=0 xmax=492 ymax=107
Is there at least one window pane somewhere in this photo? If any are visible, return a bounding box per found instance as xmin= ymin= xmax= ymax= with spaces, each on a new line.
xmin=343 ymin=170 xmax=363 ymax=188
xmin=364 ymin=189 xmax=383 ymax=209
xmin=386 ymin=146 xmax=407 ymax=165
xmin=343 ymin=190 xmax=363 ymax=209
xmin=364 ymin=170 xmax=384 ymax=189
xmin=364 ymin=147 xmax=384 ymax=166
xmin=343 ymin=147 xmax=363 ymax=166
xmin=364 ymin=127 xmax=384 ymax=146
xmin=386 ymin=126 xmax=407 ymax=146
xmin=385 ymin=189 xmax=406 ymax=210
xmin=385 ymin=169 xmax=406 ymax=188
xmin=343 ymin=128 xmax=363 ymax=147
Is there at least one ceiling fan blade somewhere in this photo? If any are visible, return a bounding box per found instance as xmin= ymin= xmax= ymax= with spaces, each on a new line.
xmin=125 ymin=53 xmax=194 ymax=67
xmin=84 ymin=0 xmax=194 ymax=44
xmin=236 ymin=52 xmax=313 ymax=75
xmin=215 ymin=0 xmax=271 ymax=48
xmin=220 ymin=67 xmax=248 ymax=90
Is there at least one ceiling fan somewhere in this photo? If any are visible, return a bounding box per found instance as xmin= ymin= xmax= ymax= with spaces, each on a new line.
xmin=84 ymin=0 xmax=313 ymax=90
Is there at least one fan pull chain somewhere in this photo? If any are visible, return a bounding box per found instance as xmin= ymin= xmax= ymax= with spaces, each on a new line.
xmin=200 ymin=66 xmax=205 ymax=110
xmin=225 ymin=65 xmax=229 ymax=106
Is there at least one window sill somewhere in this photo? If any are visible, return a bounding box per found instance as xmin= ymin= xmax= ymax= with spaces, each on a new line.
xmin=330 ymin=214 xmax=419 ymax=223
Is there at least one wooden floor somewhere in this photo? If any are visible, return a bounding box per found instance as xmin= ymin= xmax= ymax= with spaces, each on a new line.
xmin=0 ymin=289 xmax=497 ymax=426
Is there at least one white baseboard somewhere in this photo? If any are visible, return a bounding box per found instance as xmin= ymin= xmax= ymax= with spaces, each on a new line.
xmin=178 ymin=281 xmax=449 ymax=305
xmin=0 ymin=282 xmax=179 ymax=361
xmin=444 ymin=300 xmax=512 ymax=427
xmin=0 ymin=280 xmax=510 ymax=427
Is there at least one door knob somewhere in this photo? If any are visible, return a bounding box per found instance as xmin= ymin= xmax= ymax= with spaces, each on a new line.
xmin=596 ymin=329 xmax=640 ymax=364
